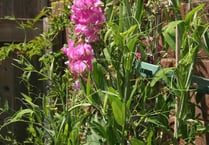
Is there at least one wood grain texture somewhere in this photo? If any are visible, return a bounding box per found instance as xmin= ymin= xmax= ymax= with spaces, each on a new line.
xmin=0 ymin=19 xmax=43 ymax=42
xmin=0 ymin=0 xmax=47 ymax=18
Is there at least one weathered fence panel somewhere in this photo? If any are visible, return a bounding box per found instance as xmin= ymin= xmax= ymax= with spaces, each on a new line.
xmin=0 ymin=19 xmax=43 ymax=42
xmin=0 ymin=0 xmax=47 ymax=42
xmin=0 ymin=0 xmax=47 ymax=18
xmin=0 ymin=0 xmax=48 ymax=143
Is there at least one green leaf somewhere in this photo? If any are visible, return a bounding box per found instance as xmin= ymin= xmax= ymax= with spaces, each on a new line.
xmin=111 ymin=99 xmax=125 ymax=127
xmin=21 ymin=93 xmax=39 ymax=109
xmin=109 ymin=23 xmax=124 ymax=47
xmin=7 ymin=109 xmax=34 ymax=125
xmin=150 ymin=67 xmax=174 ymax=87
xmin=107 ymin=88 xmax=125 ymax=127
xmin=24 ymin=65 xmax=34 ymax=71
xmin=103 ymin=48 xmax=111 ymax=62
xmin=92 ymin=61 xmax=106 ymax=90
xmin=162 ymin=20 xmax=183 ymax=49
xmin=2 ymin=100 xmax=9 ymax=112
xmin=63 ymin=123 xmax=69 ymax=139
xmin=185 ymin=4 xmax=204 ymax=24
xmin=146 ymin=118 xmax=167 ymax=129
xmin=163 ymin=21 xmax=183 ymax=32
xmin=104 ymin=28 xmax=113 ymax=45
xmin=127 ymin=78 xmax=140 ymax=108
xmin=134 ymin=0 xmax=144 ymax=24
xmin=106 ymin=124 xmax=119 ymax=145
xmin=121 ymin=25 xmax=137 ymax=38
xmin=147 ymin=131 xmax=153 ymax=145
xmin=127 ymin=37 xmax=138 ymax=52
xmin=162 ymin=31 xmax=176 ymax=50
xmin=90 ymin=121 xmax=106 ymax=138
xmin=129 ymin=138 xmax=145 ymax=145
xmin=86 ymin=72 xmax=91 ymax=97
xmin=69 ymin=126 xmax=80 ymax=145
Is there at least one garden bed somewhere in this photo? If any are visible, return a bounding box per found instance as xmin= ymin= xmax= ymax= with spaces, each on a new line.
xmin=0 ymin=0 xmax=209 ymax=145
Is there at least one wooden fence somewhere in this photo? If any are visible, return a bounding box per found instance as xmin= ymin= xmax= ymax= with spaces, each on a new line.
xmin=0 ymin=0 xmax=48 ymax=142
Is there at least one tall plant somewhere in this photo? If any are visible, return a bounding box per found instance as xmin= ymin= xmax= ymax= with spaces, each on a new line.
xmin=155 ymin=3 xmax=209 ymax=143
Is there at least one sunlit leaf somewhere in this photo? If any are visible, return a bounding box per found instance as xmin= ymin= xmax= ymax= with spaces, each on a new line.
xmin=185 ymin=4 xmax=204 ymax=24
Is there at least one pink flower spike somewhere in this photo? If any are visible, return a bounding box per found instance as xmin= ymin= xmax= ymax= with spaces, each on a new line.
xmin=71 ymin=0 xmax=106 ymax=42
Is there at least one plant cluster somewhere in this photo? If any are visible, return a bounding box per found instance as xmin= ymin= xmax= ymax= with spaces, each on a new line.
xmin=62 ymin=0 xmax=106 ymax=88
xmin=0 ymin=0 xmax=209 ymax=145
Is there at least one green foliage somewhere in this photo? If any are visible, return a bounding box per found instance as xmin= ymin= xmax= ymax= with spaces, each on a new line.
xmin=0 ymin=0 xmax=209 ymax=145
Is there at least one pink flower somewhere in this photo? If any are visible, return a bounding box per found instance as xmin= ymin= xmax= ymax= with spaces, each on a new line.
xmin=141 ymin=36 xmax=154 ymax=45
xmin=136 ymin=52 xmax=141 ymax=60
xmin=71 ymin=0 xmax=106 ymax=42
xmin=62 ymin=40 xmax=94 ymax=77
xmin=62 ymin=40 xmax=74 ymax=56
xmin=62 ymin=40 xmax=94 ymax=60
xmin=146 ymin=36 xmax=154 ymax=42
xmin=72 ymin=80 xmax=80 ymax=90
xmin=70 ymin=60 xmax=88 ymax=74
xmin=75 ymin=24 xmax=101 ymax=42
xmin=71 ymin=7 xmax=105 ymax=25
xmin=72 ymin=0 xmax=103 ymax=9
